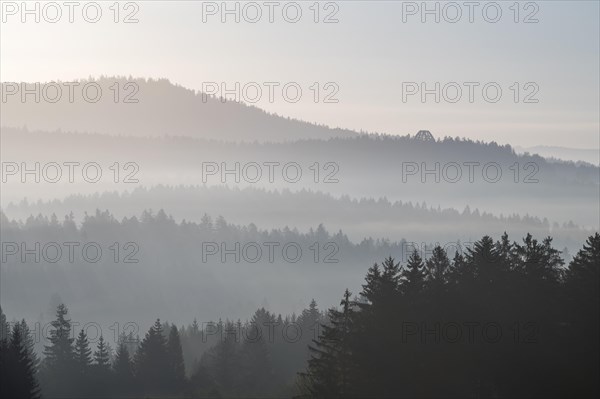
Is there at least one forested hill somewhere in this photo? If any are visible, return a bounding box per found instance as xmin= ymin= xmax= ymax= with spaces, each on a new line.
xmin=3 ymin=127 xmax=598 ymax=227
xmin=0 ymin=77 xmax=357 ymax=142
xmin=3 ymin=185 xmax=591 ymax=252
xmin=2 ymin=232 xmax=598 ymax=398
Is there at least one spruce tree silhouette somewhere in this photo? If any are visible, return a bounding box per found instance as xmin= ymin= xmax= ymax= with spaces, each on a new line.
xmin=73 ymin=329 xmax=93 ymax=395
xmin=302 ymin=289 xmax=356 ymax=398
xmin=113 ymin=340 xmax=135 ymax=395
xmin=40 ymin=304 xmax=75 ymax=397
xmin=167 ymin=325 xmax=187 ymax=392
xmin=0 ymin=323 xmax=41 ymax=399
xmin=135 ymin=319 xmax=170 ymax=394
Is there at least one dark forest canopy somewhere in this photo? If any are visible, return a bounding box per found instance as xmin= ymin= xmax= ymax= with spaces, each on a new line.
xmin=1 ymin=232 xmax=598 ymax=398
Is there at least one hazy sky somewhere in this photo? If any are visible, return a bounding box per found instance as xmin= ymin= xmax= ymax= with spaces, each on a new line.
xmin=1 ymin=0 xmax=599 ymax=148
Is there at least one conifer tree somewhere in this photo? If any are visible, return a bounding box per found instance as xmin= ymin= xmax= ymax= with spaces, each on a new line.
xmin=18 ymin=320 xmax=39 ymax=371
xmin=91 ymin=335 xmax=112 ymax=395
xmin=1 ymin=323 xmax=41 ymax=399
xmin=73 ymin=329 xmax=93 ymax=394
xmin=565 ymin=233 xmax=600 ymax=397
xmin=302 ymin=289 xmax=356 ymax=398
xmin=74 ymin=329 xmax=93 ymax=372
xmin=167 ymin=325 xmax=187 ymax=391
xmin=42 ymin=304 xmax=75 ymax=368
xmin=426 ymin=245 xmax=451 ymax=287
xmin=204 ymin=320 xmax=240 ymax=394
xmin=40 ymin=304 xmax=75 ymax=396
xmin=113 ymin=341 xmax=135 ymax=394
xmin=401 ymin=249 xmax=427 ymax=298
xmin=0 ymin=306 xmax=8 ymax=341
xmin=94 ymin=335 xmax=111 ymax=371
xmin=135 ymin=319 xmax=169 ymax=393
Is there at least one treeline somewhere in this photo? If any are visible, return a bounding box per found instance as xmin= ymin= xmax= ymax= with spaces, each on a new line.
xmin=6 ymin=184 xmax=588 ymax=248
xmin=0 ymin=78 xmax=357 ymax=142
xmin=300 ymin=233 xmax=599 ymax=398
xmin=0 ymin=301 xmax=325 ymax=398
xmin=1 ymin=232 xmax=598 ymax=398
xmin=0 ymin=209 xmax=405 ymax=329
xmin=0 ymin=208 xmax=412 ymax=267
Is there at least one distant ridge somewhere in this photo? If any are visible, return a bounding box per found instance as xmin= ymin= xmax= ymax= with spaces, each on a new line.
xmin=514 ymin=145 xmax=600 ymax=166
xmin=0 ymin=77 xmax=358 ymax=142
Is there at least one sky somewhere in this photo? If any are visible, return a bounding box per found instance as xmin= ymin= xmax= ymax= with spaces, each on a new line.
xmin=1 ymin=0 xmax=599 ymax=148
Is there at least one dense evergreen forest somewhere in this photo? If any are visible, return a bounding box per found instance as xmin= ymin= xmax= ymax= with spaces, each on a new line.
xmin=4 ymin=185 xmax=591 ymax=252
xmin=1 ymin=232 xmax=598 ymax=398
xmin=3 ymin=126 xmax=599 ymax=229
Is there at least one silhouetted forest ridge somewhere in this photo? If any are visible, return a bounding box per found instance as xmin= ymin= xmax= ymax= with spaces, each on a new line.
xmin=3 ymin=127 xmax=598 ymax=227
xmin=4 ymin=185 xmax=591 ymax=253
xmin=3 ymin=127 xmax=597 ymax=184
xmin=1 ymin=233 xmax=598 ymax=398
xmin=1 ymin=77 xmax=358 ymax=142
xmin=0 ymin=209 xmax=413 ymax=326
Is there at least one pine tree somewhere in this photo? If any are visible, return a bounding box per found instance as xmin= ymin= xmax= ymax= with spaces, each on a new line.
xmin=74 ymin=329 xmax=93 ymax=372
xmin=465 ymin=235 xmax=506 ymax=288
xmin=238 ymin=310 xmax=276 ymax=396
xmin=566 ymin=232 xmax=600 ymax=305
xmin=401 ymin=249 xmax=427 ymax=298
xmin=299 ymin=299 xmax=321 ymax=333
xmin=0 ymin=306 xmax=8 ymax=341
xmin=447 ymin=250 xmax=471 ymax=287
xmin=1 ymin=323 xmax=41 ymax=399
xmin=94 ymin=335 xmax=111 ymax=371
xmin=40 ymin=304 xmax=75 ymax=396
xmin=113 ymin=341 xmax=135 ymax=394
xmin=42 ymin=304 xmax=74 ymax=367
xmin=135 ymin=319 xmax=170 ymax=393
xmin=203 ymin=320 xmax=240 ymax=395
xmin=514 ymin=234 xmax=563 ymax=283
xmin=72 ymin=329 xmax=93 ymax=395
xmin=359 ymin=263 xmax=381 ymax=305
xmin=357 ymin=257 xmax=403 ymax=397
xmin=302 ymin=289 xmax=356 ymax=398
xmin=18 ymin=320 xmax=39 ymax=371
xmin=426 ymin=245 xmax=451 ymax=287
xmin=91 ymin=335 xmax=113 ymax=396
xmin=167 ymin=325 xmax=187 ymax=391
xmin=0 ymin=338 xmax=9 ymax=397
xmin=564 ymin=233 xmax=600 ymax=397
